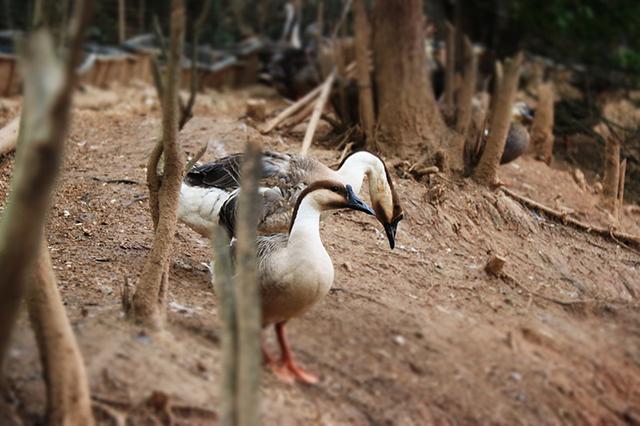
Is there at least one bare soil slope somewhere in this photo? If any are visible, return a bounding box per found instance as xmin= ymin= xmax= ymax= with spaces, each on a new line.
xmin=2 ymin=85 xmax=640 ymax=425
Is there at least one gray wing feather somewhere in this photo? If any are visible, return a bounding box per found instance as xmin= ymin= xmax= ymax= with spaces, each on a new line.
xmin=189 ymin=151 xmax=320 ymax=237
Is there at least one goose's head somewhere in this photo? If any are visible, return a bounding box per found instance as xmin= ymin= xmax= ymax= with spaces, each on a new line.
xmin=368 ymin=165 xmax=404 ymax=249
xmin=339 ymin=151 xmax=405 ymax=249
xmin=290 ymin=180 xmax=375 ymax=232
xmin=512 ymin=102 xmax=534 ymax=125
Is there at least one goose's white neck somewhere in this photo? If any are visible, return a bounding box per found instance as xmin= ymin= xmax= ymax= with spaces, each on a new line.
xmin=336 ymin=152 xmax=385 ymax=194
xmin=288 ymin=196 xmax=323 ymax=246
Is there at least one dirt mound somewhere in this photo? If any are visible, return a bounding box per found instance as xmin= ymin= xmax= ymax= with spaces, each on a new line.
xmin=2 ymin=85 xmax=639 ymax=424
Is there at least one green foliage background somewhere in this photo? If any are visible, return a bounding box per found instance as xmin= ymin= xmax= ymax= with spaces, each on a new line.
xmin=1 ymin=0 xmax=639 ymax=83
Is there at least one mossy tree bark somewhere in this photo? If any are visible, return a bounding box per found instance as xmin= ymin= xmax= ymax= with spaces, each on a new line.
xmin=130 ymin=0 xmax=185 ymax=328
xmin=372 ymin=0 xmax=446 ymax=159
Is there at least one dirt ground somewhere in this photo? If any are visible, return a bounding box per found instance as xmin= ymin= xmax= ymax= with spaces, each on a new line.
xmin=1 ymin=84 xmax=640 ymax=425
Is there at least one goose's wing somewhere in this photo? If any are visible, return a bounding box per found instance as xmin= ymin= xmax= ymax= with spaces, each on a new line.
xmin=185 ymin=153 xmax=245 ymax=190
xmin=184 ymin=151 xmax=294 ymax=191
xmin=218 ymin=186 xmax=288 ymax=238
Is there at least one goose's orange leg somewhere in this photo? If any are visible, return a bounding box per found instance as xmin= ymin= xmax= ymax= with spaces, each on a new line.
xmin=262 ymin=334 xmax=294 ymax=384
xmin=275 ymin=322 xmax=319 ymax=384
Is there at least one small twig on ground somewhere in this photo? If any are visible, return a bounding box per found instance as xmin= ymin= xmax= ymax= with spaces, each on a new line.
xmin=92 ymin=177 xmax=142 ymax=185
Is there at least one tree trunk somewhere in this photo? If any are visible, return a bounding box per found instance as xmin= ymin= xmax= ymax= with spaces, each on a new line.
xmin=372 ymin=0 xmax=446 ymax=159
xmin=530 ymin=82 xmax=555 ymax=164
xmin=601 ymin=135 xmax=620 ymax=214
xmin=138 ymin=0 xmax=145 ymax=33
xmin=0 ymin=0 xmax=92 ymax=371
xmin=616 ymin=158 xmax=627 ymax=224
xmin=230 ymin=0 xmax=253 ymax=38
xmin=118 ymin=0 xmax=126 ymax=43
xmin=473 ymin=52 xmax=523 ymax=185
xmin=443 ymin=21 xmax=456 ymax=114
xmin=131 ymin=0 xmax=185 ymax=328
xmin=353 ymin=0 xmax=375 ymax=147
xmin=27 ymin=241 xmax=94 ymax=426
xmin=450 ymin=36 xmax=478 ymax=172
xmin=1 ymin=0 xmax=11 ymax=29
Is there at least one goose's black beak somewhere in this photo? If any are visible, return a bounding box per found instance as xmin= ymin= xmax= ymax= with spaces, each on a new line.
xmin=383 ymin=222 xmax=398 ymax=249
xmin=345 ymin=184 xmax=375 ymax=216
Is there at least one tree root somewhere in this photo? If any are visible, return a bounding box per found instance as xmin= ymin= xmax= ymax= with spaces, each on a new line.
xmin=501 ymin=187 xmax=640 ymax=253
xmin=92 ymin=392 xmax=217 ymax=425
xmin=500 ymin=272 xmax=593 ymax=308
xmin=92 ymin=401 xmax=127 ymax=426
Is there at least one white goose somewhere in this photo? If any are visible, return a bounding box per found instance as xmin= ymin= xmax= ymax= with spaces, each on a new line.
xmin=178 ymin=150 xmax=404 ymax=248
xmin=229 ymin=179 xmax=375 ymax=384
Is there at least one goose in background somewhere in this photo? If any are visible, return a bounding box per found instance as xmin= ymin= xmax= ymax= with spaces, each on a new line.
xmin=178 ymin=150 xmax=404 ymax=248
xmin=500 ymin=102 xmax=534 ymax=164
xmin=226 ymin=180 xmax=375 ymax=384
xmin=464 ymin=101 xmax=534 ymax=174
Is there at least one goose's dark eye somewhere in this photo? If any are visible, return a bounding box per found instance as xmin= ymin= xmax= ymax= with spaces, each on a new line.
xmin=330 ymin=186 xmax=339 ymax=192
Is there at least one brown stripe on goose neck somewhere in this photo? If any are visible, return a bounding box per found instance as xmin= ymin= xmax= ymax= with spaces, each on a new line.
xmin=288 ymin=180 xmax=348 ymax=233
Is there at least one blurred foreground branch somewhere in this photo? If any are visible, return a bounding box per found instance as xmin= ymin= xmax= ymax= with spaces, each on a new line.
xmin=0 ymin=2 xmax=94 ymax=424
xmin=215 ymin=139 xmax=263 ymax=426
